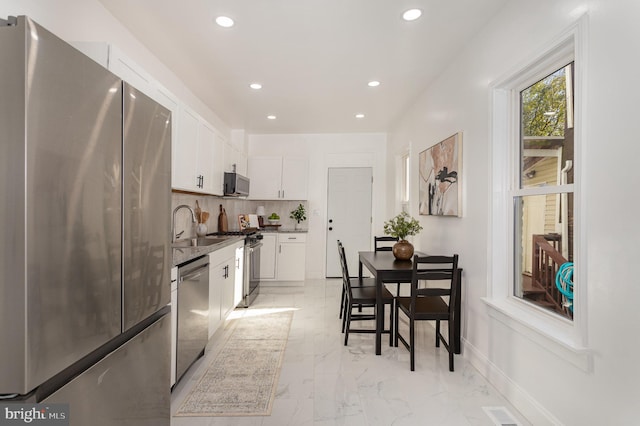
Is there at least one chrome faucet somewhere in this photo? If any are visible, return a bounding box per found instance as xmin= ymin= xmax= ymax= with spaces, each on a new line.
xmin=172 ymin=204 xmax=197 ymax=243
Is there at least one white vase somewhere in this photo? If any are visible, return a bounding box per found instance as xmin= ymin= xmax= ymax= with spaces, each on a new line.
xmin=295 ymin=222 xmax=302 ymax=230
xmin=196 ymin=223 xmax=208 ymax=237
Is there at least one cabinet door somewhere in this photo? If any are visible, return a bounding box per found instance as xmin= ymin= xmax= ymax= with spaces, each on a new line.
xmin=223 ymin=140 xmax=237 ymax=173
xmin=224 ymin=141 xmax=247 ymax=175
xmin=173 ymin=108 xmax=199 ymax=191
xmin=230 ymin=130 xmax=247 ymax=175
xmin=277 ymin=234 xmax=306 ymax=281
xmin=220 ymin=256 xmax=235 ymax=319
xmin=248 ymin=157 xmax=282 ymax=199
xmin=197 ymin=122 xmax=216 ymax=194
xmin=281 ymin=157 xmax=308 ymax=200
xmin=259 ymin=234 xmax=277 ymax=279
xmin=210 ymin=129 xmax=224 ymax=196
xmin=208 ymin=257 xmax=223 ymax=339
xmin=277 ymin=243 xmax=306 ymax=281
xmin=108 ymin=45 xmax=155 ymax=97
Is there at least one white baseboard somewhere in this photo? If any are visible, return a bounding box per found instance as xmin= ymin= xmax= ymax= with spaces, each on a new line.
xmin=260 ymin=280 xmax=305 ymax=287
xmin=463 ymin=338 xmax=563 ymax=426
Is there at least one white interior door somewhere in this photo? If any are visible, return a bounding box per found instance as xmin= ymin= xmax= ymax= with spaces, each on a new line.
xmin=326 ymin=167 xmax=372 ymax=277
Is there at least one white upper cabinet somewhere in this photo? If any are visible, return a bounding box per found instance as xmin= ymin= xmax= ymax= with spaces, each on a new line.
xmin=248 ymin=156 xmax=308 ymax=200
xmin=224 ymin=130 xmax=248 ymax=175
xmin=198 ymin=121 xmax=224 ymax=195
xmin=281 ymin=157 xmax=308 ymax=200
xmin=108 ymin=46 xmax=155 ymax=97
xmin=173 ymin=107 xmax=199 ymax=191
xmin=248 ymin=157 xmax=282 ymax=200
xmin=173 ymin=106 xmax=224 ymax=195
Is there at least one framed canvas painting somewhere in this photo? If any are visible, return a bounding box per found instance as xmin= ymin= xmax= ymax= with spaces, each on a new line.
xmin=419 ymin=132 xmax=462 ymax=217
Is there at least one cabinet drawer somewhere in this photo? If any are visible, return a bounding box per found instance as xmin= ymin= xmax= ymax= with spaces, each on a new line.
xmin=277 ymin=233 xmax=306 ymax=243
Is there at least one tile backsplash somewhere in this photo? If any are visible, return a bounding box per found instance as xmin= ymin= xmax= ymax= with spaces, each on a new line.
xmin=171 ymin=192 xmax=307 ymax=239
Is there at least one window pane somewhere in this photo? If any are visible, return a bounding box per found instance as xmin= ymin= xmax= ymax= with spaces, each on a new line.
xmin=514 ymin=193 xmax=574 ymax=320
xmin=520 ymin=63 xmax=574 ymax=189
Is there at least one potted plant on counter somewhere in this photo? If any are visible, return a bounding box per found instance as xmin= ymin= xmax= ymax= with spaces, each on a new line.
xmin=290 ymin=203 xmax=307 ymax=230
xmin=383 ymin=211 xmax=423 ymax=260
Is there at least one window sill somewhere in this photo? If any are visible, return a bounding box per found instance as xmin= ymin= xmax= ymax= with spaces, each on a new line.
xmin=482 ymin=297 xmax=592 ymax=372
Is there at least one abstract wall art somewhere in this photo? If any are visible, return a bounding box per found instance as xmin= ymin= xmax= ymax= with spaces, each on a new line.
xmin=419 ymin=132 xmax=462 ymax=217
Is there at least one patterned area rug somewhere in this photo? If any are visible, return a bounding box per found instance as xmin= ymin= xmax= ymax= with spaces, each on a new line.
xmin=175 ymin=310 xmax=293 ymax=417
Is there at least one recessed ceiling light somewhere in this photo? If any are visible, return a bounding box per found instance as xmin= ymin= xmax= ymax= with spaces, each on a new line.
xmin=402 ymin=9 xmax=422 ymax=21
xmin=215 ymin=16 xmax=234 ymax=28
xmin=249 ymin=83 xmax=262 ymax=90
xmin=355 ymin=113 xmax=365 ymax=119
xmin=267 ymin=115 xmax=276 ymax=120
xmin=367 ymin=81 xmax=380 ymax=87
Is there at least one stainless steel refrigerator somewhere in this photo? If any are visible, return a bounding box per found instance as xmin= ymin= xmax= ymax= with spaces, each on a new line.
xmin=0 ymin=16 xmax=171 ymax=424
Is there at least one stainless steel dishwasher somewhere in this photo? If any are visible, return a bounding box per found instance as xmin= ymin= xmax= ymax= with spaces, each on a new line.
xmin=176 ymin=255 xmax=209 ymax=384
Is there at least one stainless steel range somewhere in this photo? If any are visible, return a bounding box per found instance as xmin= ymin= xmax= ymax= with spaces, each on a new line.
xmin=209 ymin=230 xmax=263 ymax=307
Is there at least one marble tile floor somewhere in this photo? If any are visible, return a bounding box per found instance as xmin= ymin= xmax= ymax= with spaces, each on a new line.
xmin=170 ymin=279 xmax=531 ymax=426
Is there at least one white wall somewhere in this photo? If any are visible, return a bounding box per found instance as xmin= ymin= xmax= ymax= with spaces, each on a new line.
xmin=0 ymin=0 xmax=230 ymax=138
xmin=249 ymin=133 xmax=388 ymax=279
xmin=387 ymin=0 xmax=640 ymax=424
xmin=7 ymin=0 xmax=640 ymax=422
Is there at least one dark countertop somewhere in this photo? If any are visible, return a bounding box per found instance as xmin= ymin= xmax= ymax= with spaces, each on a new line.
xmin=172 ymin=235 xmax=244 ymax=267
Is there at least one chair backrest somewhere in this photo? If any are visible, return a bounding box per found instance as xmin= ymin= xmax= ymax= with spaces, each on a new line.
xmin=337 ymin=240 xmax=354 ymax=296
xmin=374 ymin=236 xmax=398 ymax=252
xmin=410 ymin=254 xmax=459 ymax=312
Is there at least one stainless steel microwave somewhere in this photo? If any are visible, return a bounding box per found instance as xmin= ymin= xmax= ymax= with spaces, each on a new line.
xmin=223 ymin=172 xmax=250 ymax=197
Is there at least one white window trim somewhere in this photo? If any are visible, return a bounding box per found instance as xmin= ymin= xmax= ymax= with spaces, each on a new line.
xmin=483 ymin=15 xmax=591 ymax=372
xmin=402 ymin=150 xmax=410 ymax=212
xmin=396 ymin=148 xmax=411 ymax=213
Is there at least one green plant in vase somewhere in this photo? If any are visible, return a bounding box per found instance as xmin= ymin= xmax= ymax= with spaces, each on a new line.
xmin=290 ymin=204 xmax=307 ymax=230
xmin=383 ymin=211 xmax=423 ymax=260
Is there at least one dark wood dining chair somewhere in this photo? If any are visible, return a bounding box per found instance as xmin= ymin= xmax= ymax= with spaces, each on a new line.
xmin=395 ymin=254 xmax=459 ymax=371
xmin=337 ymin=239 xmax=375 ymax=327
xmin=374 ymin=235 xmax=398 ymax=252
xmin=338 ymin=241 xmax=394 ymax=346
xmin=338 ymin=240 xmax=375 ymax=321
xmin=374 ymin=236 xmax=404 ymax=296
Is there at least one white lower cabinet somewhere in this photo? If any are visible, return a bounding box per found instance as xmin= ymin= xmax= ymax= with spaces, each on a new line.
xmin=260 ymin=233 xmax=306 ymax=283
xmin=276 ymin=233 xmax=306 ymax=281
xmin=208 ymin=241 xmax=243 ymax=338
xmin=259 ymin=234 xmax=277 ymax=280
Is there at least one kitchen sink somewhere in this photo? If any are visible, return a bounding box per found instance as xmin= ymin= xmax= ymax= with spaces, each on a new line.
xmin=172 ymin=237 xmax=227 ymax=248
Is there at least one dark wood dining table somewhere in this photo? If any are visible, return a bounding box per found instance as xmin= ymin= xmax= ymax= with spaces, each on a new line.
xmin=358 ymin=251 xmax=462 ymax=356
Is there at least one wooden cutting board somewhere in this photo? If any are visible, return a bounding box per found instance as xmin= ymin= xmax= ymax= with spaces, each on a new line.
xmin=218 ymin=204 xmax=228 ymax=232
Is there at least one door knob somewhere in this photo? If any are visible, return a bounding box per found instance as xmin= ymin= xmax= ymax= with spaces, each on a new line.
xmin=329 ymin=219 xmax=333 ymax=223
xmin=329 ymin=227 xmax=333 ymax=231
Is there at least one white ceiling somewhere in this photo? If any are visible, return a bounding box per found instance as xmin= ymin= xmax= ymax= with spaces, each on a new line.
xmin=98 ymin=0 xmax=506 ymax=134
